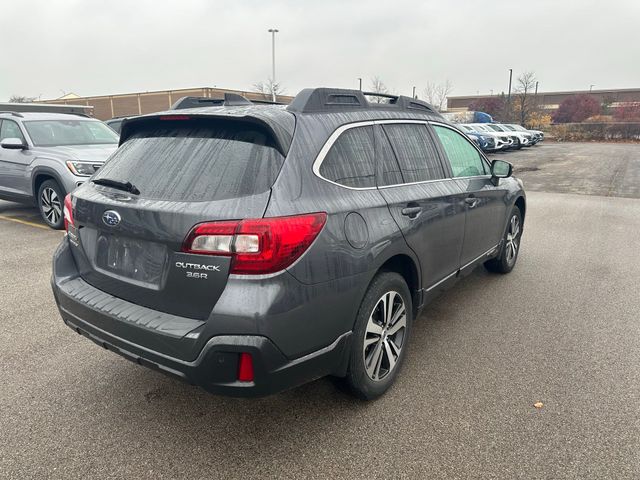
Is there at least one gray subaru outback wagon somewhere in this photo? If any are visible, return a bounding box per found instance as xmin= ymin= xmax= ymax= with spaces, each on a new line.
xmin=51 ymin=88 xmax=525 ymax=399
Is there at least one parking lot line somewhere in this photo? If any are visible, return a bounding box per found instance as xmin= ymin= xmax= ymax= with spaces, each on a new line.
xmin=0 ymin=214 xmax=57 ymax=231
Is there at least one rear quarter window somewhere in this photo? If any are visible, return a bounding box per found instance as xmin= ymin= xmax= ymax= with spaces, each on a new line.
xmin=319 ymin=126 xmax=376 ymax=188
xmin=94 ymin=119 xmax=285 ymax=202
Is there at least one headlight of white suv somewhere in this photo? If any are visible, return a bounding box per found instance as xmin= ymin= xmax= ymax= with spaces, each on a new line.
xmin=66 ymin=161 xmax=99 ymax=176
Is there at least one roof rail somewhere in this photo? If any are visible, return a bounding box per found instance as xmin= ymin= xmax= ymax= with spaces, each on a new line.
xmin=171 ymin=93 xmax=282 ymax=110
xmin=0 ymin=111 xmax=24 ymax=118
xmin=286 ymin=88 xmax=437 ymax=114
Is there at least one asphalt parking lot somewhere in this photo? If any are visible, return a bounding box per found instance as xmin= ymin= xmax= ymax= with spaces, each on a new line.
xmin=1 ymin=142 xmax=639 ymax=479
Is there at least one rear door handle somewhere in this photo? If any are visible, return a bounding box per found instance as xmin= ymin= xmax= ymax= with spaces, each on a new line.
xmin=401 ymin=206 xmax=422 ymax=218
xmin=464 ymin=197 xmax=479 ymax=208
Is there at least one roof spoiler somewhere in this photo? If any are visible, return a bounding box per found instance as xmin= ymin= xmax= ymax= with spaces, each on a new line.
xmin=171 ymin=93 xmax=283 ymax=110
xmin=119 ymin=112 xmax=292 ymax=156
xmin=286 ymin=88 xmax=437 ymax=114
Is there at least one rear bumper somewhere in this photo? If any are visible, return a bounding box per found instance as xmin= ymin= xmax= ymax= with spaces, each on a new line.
xmin=52 ymin=237 xmax=354 ymax=397
xmin=59 ymin=309 xmax=351 ymax=397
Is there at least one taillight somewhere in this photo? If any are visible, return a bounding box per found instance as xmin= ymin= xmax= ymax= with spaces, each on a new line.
xmin=182 ymin=213 xmax=327 ymax=275
xmin=63 ymin=194 xmax=74 ymax=231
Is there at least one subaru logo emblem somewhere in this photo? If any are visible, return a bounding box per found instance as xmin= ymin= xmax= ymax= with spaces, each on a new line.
xmin=102 ymin=210 xmax=121 ymax=227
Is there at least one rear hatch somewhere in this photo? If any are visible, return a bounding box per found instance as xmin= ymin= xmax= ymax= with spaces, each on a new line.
xmin=68 ymin=114 xmax=288 ymax=320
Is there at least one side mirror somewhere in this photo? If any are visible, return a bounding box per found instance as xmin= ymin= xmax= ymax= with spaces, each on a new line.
xmin=491 ymin=159 xmax=512 ymax=179
xmin=1 ymin=138 xmax=27 ymax=150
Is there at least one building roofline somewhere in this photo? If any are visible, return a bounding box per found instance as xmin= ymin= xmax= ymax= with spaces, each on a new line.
xmin=43 ymin=86 xmax=294 ymax=102
xmin=449 ymin=87 xmax=640 ymax=100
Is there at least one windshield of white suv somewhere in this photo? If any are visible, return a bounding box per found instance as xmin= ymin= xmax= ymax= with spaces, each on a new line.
xmin=23 ymin=120 xmax=119 ymax=146
xmin=503 ymin=125 xmax=516 ymax=131
xmin=488 ymin=125 xmax=504 ymax=132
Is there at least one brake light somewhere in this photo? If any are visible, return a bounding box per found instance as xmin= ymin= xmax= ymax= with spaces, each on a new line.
xmin=237 ymin=353 xmax=254 ymax=382
xmin=63 ymin=194 xmax=74 ymax=231
xmin=182 ymin=213 xmax=327 ymax=274
xmin=159 ymin=115 xmax=190 ymax=121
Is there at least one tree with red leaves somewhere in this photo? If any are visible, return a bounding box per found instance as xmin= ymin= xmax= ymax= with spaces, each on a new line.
xmin=553 ymin=94 xmax=601 ymax=123
xmin=468 ymin=96 xmax=506 ymax=120
xmin=613 ymin=103 xmax=640 ymax=122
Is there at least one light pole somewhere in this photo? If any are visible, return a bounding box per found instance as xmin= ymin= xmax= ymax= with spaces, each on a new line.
xmin=412 ymin=86 xmax=416 ymax=99
xmin=358 ymin=78 xmax=362 ymax=91
xmin=507 ymin=68 xmax=513 ymax=121
xmin=268 ymin=28 xmax=279 ymax=102
xmin=589 ymin=84 xmax=595 ymax=93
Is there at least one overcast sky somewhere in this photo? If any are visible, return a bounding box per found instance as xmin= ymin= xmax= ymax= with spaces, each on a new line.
xmin=1 ymin=0 xmax=638 ymax=101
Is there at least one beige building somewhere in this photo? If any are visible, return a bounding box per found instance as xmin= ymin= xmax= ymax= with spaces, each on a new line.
xmin=44 ymin=86 xmax=294 ymax=120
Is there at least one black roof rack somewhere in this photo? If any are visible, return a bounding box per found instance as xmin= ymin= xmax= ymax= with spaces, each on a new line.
xmin=0 ymin=111 xmax=24 ymax=118
xmin=171 ymin=93 xmax=283 ymax=110
xmin=286 ymin=88 xmax=437 ymax=114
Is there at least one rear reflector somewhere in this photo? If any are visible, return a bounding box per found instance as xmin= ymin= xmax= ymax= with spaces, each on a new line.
xmin=182 ymin=213 xmax=327 ymax=275
xmin=237 ymin=353 xmax=254 ymax=382
xmin=63 ymin=194 xmax=74 ymax=231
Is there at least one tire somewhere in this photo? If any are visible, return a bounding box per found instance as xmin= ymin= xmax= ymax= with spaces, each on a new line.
xmin=343 ymin=271 xmax=413 ymax=400
xmin=485 ymin=206 xmax=522 ymax=274
xmin=37 ymin=179 xmax=66 ymax=229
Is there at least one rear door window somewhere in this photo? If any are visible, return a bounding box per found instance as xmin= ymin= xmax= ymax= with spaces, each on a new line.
xmin=433 ymin=125 xmax=489 ymax=177
xmin=319 ymin=126 xmax=376 ymax=188
xmin=375 ymin=126 xmax=403 ymax=186
xmin=93 ymin=118 xmax=285 ymax=202
xmin=382 ymin=123 xmax=445 ymax=183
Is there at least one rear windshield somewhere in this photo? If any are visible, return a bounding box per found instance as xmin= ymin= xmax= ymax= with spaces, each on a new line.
xmin=93 ymin=119 xmax=285 ymax=202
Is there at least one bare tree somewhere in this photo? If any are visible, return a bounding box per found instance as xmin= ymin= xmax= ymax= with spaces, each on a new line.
xmin=422 ymin=79 xmax=453 ymax=111
xmin=514 ymin=71 xmax=537 ymax=125
xmin=367 ymin=76 xmax=391 ymax=103
xmin=253 ymin=79 xmax=285 ymax=101
xmin=9 ymin=95 xmax=37 ymax=103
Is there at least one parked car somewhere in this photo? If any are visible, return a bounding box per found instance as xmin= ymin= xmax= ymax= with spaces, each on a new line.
xmin=458 ymin=124 xmax=507 ymax=152
xmin=486 ymin=123 xmax=533 ymax=148
xmin=504 ymin=124 xmax=544 ymax=144
xmin=0 ymin=111 xmax=119 ymax=228
xmin=52 ymin=88 xmax=526 ymax=399
xmin=105 ymin=117 xmax=125 ymax=134
xmin=468 ymin=123 xmax=517 ymax=149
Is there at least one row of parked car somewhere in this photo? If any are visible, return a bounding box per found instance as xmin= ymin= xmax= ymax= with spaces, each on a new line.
xmin=0 ymin=101 xmax=539 ymax=230
xmin=458 ymin=123 xmax=544 ymax=152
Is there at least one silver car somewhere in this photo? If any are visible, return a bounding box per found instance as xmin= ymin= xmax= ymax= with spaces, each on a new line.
xmin=0 ymin=111 xmax=118 ymax=228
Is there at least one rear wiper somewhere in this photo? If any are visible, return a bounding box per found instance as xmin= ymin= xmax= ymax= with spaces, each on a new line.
xmin=92 ymin=178 xmax=140 ymax=195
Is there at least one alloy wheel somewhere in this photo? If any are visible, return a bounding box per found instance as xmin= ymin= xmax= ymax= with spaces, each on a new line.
xmin=363 ymin=291 xmax=407 ymax=381
xmin=41 ymin=187 xmax=62 ymax=225
xmin=505 ymin=214 xmax=521 ymax=265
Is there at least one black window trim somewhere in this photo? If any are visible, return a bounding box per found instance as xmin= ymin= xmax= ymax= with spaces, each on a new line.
xmin=428 ymin=121 xmax=492 ymax=179
xmin=313 ymin=119 xmax=463 ymax=191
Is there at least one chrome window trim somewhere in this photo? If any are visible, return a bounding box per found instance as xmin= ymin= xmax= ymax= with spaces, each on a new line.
xmin=311 ymin=121 xmax=378 ymax=191
xmin=312 ymin=119 xmax=451 ymax=191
